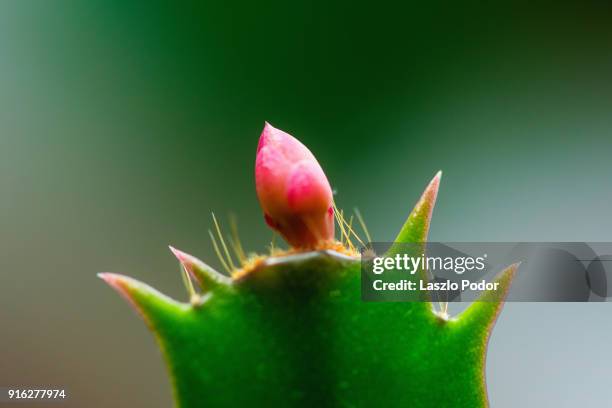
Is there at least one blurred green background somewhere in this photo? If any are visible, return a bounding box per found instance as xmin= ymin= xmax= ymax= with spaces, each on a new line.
xmin=1 ymin=2 xmax=612 ymax=407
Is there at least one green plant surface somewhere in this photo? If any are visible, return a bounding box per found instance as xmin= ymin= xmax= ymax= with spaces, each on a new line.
xmin=100 ymin=173 xmax=516 ymax=408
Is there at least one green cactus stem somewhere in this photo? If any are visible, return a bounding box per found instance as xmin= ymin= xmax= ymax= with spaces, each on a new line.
xmin=100 ymin=172 xmax=515 ymax=407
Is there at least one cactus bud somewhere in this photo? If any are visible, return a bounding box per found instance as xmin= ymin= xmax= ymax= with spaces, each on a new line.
xmin=255 ymin=122 xmax=334 ymax=248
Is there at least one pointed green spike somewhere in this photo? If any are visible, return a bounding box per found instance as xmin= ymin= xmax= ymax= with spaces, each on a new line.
xmin=168 ymin=246 xmax=232 ymax=291
xmin=393 ymin=170 xmax=441 ymax=245
xmin=98 ymin=273 xmax=188 ymax=328
xmin=384 ymin=171 xmax=441 ymax=304
xmin=385 ymin=170 xmax=441 ymax=265
xmin=456 ymin=262 xmax=519 ymax=335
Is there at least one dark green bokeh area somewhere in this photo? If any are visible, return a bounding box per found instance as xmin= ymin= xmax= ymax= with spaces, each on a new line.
xmin=2 ymin=2 xmax=612 ymax=407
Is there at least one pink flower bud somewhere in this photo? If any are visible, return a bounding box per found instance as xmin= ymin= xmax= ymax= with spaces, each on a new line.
xmin=255 ymin=122 xmax=334 ymax=248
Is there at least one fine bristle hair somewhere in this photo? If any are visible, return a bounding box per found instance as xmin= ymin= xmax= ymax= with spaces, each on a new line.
xmin=212 ymin=213 xmax=236 ymax=271
xmin=354 ymin=208 xmax=372 ymax=243
xmin=208 ymin=229 xmax=231 ymax=274
xmin=228 ymin=214 xmax=247 ymax=265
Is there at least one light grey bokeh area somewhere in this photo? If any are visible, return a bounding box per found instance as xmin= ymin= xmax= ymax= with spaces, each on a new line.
xmin=1 ymin=2 xmax=612 ymax=407
xmin=488 ymin=303 xmax=612 ymax=407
